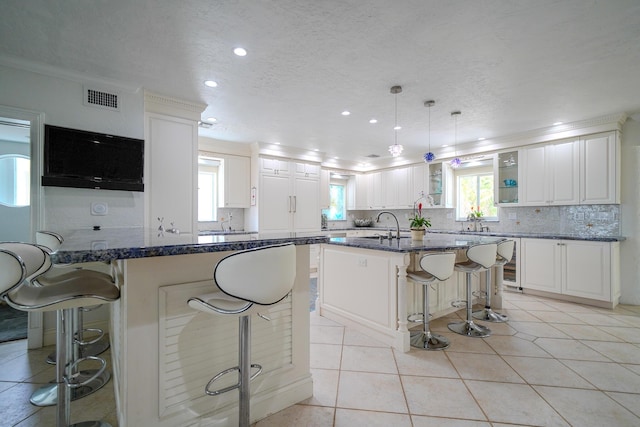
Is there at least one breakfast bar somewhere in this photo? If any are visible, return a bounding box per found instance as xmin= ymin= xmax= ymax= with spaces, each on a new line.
xmin=53 ymin=228 xmax=328 ymax=427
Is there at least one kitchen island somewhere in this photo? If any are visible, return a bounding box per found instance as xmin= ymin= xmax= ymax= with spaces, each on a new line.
xmin=319 ymin=234 xmax=507 ymax=352
xmin=53 ymin=228 xmax=328 ymax=427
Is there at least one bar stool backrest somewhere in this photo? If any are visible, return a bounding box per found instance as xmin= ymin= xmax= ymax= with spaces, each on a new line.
xmin=35 ymin=231 xmax=64 ymax=253
xmin=465 ymin=243 xmax=498 ymax=269
xmin=419 ymin=252 xmax=457 ymax=282
xmin=0 ymin=243 xmax=51 ymax=296
xmin=214 ymin=243 xmax=296 ymax=306
xmin=496 ymin=240 xmax=515 ymax=264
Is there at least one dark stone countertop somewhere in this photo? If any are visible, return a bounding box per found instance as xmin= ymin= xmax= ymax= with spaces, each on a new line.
xmin=51 ymin=228 xmax=329 ymax=263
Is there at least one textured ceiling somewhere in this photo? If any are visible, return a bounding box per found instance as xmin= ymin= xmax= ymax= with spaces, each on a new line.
xmin=1 ymin=0 xmax=640 ymax=165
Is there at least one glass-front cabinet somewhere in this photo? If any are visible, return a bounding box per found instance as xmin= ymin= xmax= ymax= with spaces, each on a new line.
xmin=427 ymin=162 xmax=453 ymax=208
xmin=494 ymin=150 xmax=520 ymax=205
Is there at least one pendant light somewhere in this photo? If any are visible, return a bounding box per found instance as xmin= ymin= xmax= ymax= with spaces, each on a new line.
xmin=388 ymin=85 xmax=403 ymax=157
xmin=423 ymin=100 xmax=436 ymax=163
xmin=450 ymin=111 xmax=462 ymax=168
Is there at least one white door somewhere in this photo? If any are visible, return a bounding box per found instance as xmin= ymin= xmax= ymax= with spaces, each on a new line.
xmin=259 ymin=173 xmax=291 ymax=232
xmin=292 ymin=176 xmax=320 ymax=231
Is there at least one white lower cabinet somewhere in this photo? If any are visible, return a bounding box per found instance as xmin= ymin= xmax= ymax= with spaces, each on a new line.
xmin=521 ymin=238 xmax=620 ymax=307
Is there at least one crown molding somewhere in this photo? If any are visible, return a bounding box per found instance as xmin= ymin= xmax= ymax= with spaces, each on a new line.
xmin=144 ymin=90 xmax=206 ymax=120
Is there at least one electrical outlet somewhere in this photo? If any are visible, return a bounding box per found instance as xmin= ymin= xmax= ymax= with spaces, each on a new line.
xmin=358 ymin=258 xmax=367 ymax=267
xmin=91 ymin=202 xmax=108 ymax=216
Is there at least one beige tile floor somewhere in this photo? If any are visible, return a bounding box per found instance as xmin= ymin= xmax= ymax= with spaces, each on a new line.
xmin=2 ymin=291 xmax=640 ymax=426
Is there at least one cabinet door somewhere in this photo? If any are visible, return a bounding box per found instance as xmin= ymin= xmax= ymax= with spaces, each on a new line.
xmin=147 ymin=114 xmax=197 ymax=234
xmin=295 ymin=162 xmax=320 ymax=178
xmin=383 ymin=169 xmax=398 ymax=208
xmin=320 ymin=169 xmax=330 ymax=209
xmin=581 ymin=132 xmax=619 ymax=204
xmin=221 ymin=155 xmax=250 ymax=208
xmin=495 ymin=151 xmax=520 ymax=205
xmin=355 ymin=174 xmax=369 ymax=210
xmin=563 ymin=241 xmax=611 ymax=301
xmin=520 ymin=238 xmax=562 ymax=293
xmin=395 ymin=167 xmax=413 ymax=209
xmin=521 ymin=145 xmax=548 ymax=205
xmin=292 ymin=176 xmax=320 ymax=231
xmin=259 ymin=174 xmax=291 ymax=232
xmin=411 ymin=164 xmax=428 ymax=204
xmin=370 ymin=171 xmax=384 ymax=209
xmin=549 ymin=140 xmax=579 ymax=205
xmin=261 ymin=157 xmax=289 ymax=175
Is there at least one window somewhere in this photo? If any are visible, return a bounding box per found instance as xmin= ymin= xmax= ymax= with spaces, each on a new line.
xmin=198 ymin=156 xmax=220 ymax=222
xmin=322 ymin=183 xmax=346 ymax=220
xmin=456 ymin=168 xmax=497 ymax=220
xmin=0 ymin=154 xmax=30 ymax=207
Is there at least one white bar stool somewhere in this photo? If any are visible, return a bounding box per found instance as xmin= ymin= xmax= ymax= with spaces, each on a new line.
xmin=407 ymin=252 xmax=457 ymax=350
xmin=1 ymin=242 xmax=119 ymax=427
xmin=31 ymin=231 xmax=114 ymax=407
xmin=187 ymin=243 xmax=296 ymax=427
xmin=448 ymin=242 xmax=497 ymax=338
xmin=472 ymin=239 xmax=514 ymax=323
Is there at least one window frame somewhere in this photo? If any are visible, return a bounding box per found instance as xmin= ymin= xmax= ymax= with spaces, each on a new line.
xmin=455 ymin=165 xmax=498 ymax=221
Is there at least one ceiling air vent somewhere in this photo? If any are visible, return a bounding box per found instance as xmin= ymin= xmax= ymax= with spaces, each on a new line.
xmin=366 ymin=154 xmax=380 ymax=158
xmin=83 ymin=86 xmax=120 ymax=111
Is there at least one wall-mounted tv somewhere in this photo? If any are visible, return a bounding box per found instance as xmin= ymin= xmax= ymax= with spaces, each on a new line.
xmin=42 ymin=125 xmax=144 ymax=192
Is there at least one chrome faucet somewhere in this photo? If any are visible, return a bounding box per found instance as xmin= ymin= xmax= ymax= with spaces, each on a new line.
xmin=376 ymin=211 xmax=400 ymax=240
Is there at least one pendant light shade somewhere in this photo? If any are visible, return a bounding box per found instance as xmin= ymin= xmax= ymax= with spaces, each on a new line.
xmin=450 ymin=111 xmax=461 ymax=168
xmin=423 ymin=100 xmax=436 ymax=163
xmin=388 ymin=85 xmax=403 ymax=157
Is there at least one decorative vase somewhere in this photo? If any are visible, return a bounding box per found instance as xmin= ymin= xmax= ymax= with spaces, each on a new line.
xmin=410 ymin=228 xmax=425 ymax=240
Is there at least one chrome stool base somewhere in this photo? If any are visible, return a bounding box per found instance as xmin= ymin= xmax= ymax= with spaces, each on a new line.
xmin=29 ymin=369 xmax=111 ymax=407
xmin=472 ymin=308 xmax=508 ymax=323
xmin=410 ymin=330 xmax=450 ymax=350
xmin=448 ymin=320 xmax=491 ymax=338
xmin=47 ymin=333 xmax=110 ymax=365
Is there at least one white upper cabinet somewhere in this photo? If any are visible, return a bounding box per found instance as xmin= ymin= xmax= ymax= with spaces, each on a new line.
xmin=494 ymin=151 xmax=520 ymax=205
xmin=320 ymin=169 xmax=330 ymax=209
xmin=520 ymin=132 xmax=619 ymax=206
xmin=580 ymin=132 xmax=619 ymax=204
xmin=521 ymin=139 xmax=579 ymax=206
xmin=219 ymin=155 xmax=251 ymax=208
xmin=260 ymin=157 xmax=290 ymax=175
xmin=395 ymin=167 xmax=414 ymax=209
xmin=427 ymin=162 xmax=453 ymax=208
xmin=295 ymin=162 xmax=320 ymax=178
xmin=411 ymin=164 xmax=429 ymax=205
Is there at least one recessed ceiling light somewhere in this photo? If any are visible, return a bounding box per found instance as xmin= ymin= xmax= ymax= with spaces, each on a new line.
xmin=553 ymin=121 xmax=563 ymax=126
xmin=477 ymin=137 xmax=486 ymax=141
xmin=393 ymin=125 xmax=402 ymax=130
xmin=313 ymin=148 xmax=319 ymax=152
xmin=204 ymin=80 xmax=218 ymax=88
xmin=206 ymin=117 xmax=217 ymax=123
xmin=274 ymin=141 xmax=281 ymax=145
xmin=369 ymin=119 xmax=378 ymax=124
xmin=442 ymin=144 xmax=449 ymax=147
xmin=341 ymin=111 xmax=351 ymax=116
xmin=233 ymin=47 xmax=247 ymax=57
xmin=334 ymin=156 xmax=339 ymax=159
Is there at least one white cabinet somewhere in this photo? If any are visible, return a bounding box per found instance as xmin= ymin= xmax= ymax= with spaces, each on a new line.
xmin=259 ymin=157 xmax=320 ymax=232
xmin=521 ymin=140 xmax=580 ymax=206
xmin=320 ymin=169 xmax=330 ymax=209
xmin=394 ymin=167 xmax=414 ymax=209
xmin=295 ymin=162 xmax=320 ymax=178
xmin=427 ymin=162 xmax=453 ymax=208
xmin=521 ymin=238 xmax=619 ymax=306
xmin=347 ymin=173 xmax=369 ymax=210
xmin=580 ymin=132 xmax=620 ymax=204
xmin=369 ymin=171 xmax=384 ymax=209
xmin=219 ymin=155 xmax=250 ymax=208
xmin=411 ymin=164 xmax=429 ymax=205
xmin=145 ymin=113 xmax=198 ymax=234
xmin=494 ymin=151 xmax=520 ymax=205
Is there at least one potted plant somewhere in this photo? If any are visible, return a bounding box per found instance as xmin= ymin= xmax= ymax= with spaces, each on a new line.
xmin=409 ymin=202 xmax=431 ymax=240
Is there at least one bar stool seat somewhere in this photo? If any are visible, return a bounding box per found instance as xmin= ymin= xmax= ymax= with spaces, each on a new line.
xmin=407 ymin=252 xmax=456 ymax=350
xmin=1 ymin=242 xmax=119 ymax=427
xmin=472 ymin=239 xmax=514 ymax=323
xmin=448 ymin=242 xmax=497 ymax=338
xmin=187 ymin=243 xmax=296 ymax=427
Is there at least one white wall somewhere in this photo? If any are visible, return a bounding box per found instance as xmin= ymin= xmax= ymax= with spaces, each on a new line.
xmin=0 ymin=64 xmax=145 ymax=233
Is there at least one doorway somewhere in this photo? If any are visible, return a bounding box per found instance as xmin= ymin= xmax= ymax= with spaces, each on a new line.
xmin=0 ymin=105 xmax=44 ymax=347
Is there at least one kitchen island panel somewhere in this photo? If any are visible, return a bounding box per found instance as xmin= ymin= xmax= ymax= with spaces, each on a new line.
xmin=112 ymin=246 xmax=312 ymax=427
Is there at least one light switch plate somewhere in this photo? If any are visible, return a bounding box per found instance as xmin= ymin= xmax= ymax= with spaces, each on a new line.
xmin=91 ymin=202 xmax=108 ymax=216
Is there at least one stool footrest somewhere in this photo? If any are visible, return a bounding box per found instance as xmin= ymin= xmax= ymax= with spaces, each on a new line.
xmin=451 ymin=299 xmax=467 ymax=308
xmin=75 ymin=327 xmax=105 ymax=346
xmin=65 ymin=356 xmax=107 ymax=389
xmin=205 ymin=363 xmax=262 ymax=396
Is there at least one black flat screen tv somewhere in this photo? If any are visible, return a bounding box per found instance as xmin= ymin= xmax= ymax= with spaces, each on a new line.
xmin=42 ymin=125 xmax=144 ymax=192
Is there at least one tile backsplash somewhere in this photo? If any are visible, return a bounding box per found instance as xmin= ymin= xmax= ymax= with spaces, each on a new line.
xmin=341 ymin=204 xmax=621 ymax=237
